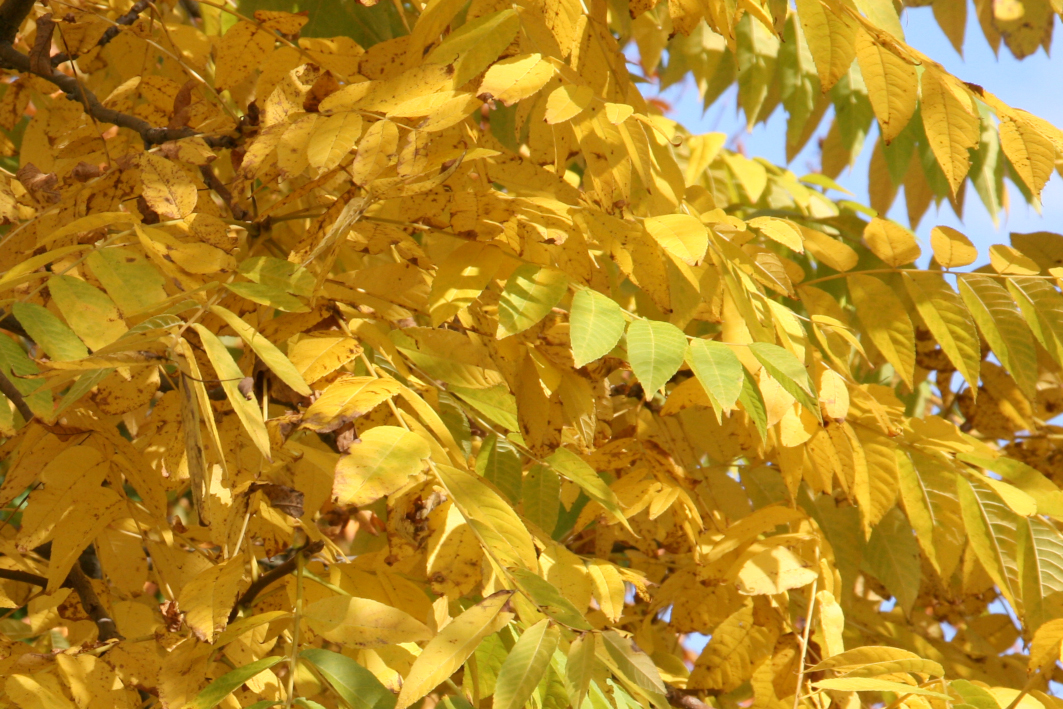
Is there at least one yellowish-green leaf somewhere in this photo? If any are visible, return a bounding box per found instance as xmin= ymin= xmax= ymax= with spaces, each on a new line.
xmin=334 ymin=426 xmax=431 ymax=507
xmin=478 ymin=54 xmax=555 ymax=106
xmin=12 ymin=302 xmax=89 ymax=362
xmin=396 ymin=591 xmax=515 ymax=709
xmin=547 ymin=448 xmax=631 ymax=532
xmin=848 ymin=274 xmax=916 ymax=388
xmin=902 ymin=273 xmax=981 ymax=390
xmin=494 ymin=620 xmax=560 ymax=709
xmin=545 ymin=84 xmax=595 ymax=124
xmin=686 ymin=339 xmax=743 ymax=420
xmin=959 ymin=274 xmax=1038 ymax=398
xmin=496 ymin=264 xmax=569 ymax=339
xmin=435 ymin=464 xmax=538 ymax=571
xmin=192 ymin=323 xmax=271 ymax=459
xmin=813 ymin=678 xmax=950 ymax=699
xmin=863 ymin=506 xmax=921 ymax=616
xmin=626 ymin=320 xmax=687 ymax=397
xmin=304 ymin=595 xmax=433 ymax=647
xmin=957 ymin=475 xmax=1022 ymax=609
xmin=48 ymin=275 xmax=127 ymax=351
xmin=210 ymin=305 xmax=311 ymax=396
xmin=920 ymin=70 xmax=980 ymax=194
xmin=570 ymin=289 xmax=626 ymax=368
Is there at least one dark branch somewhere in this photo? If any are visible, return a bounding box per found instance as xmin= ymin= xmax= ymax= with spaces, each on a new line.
xmin=51 ymin=0 xmax=152 ymax=66
xmin=66 ymin=564 xmax=122 ymax=641
xmin=228 ymin=540 xmax=324 ymax=623
xmin=201 ymin=165 xmax=251 ymax=221
xmin=0 ymin=567 xmax=46 ymax=586
xmin=0 ymin=41 xmax=235 ymax=148
xmin=0 ymin=368 xmax=34 ymax=423
xmin=0 ymin=0 xmax=36 ymax=44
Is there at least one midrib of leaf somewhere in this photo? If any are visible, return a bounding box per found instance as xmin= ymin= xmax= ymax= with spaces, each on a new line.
xmin=960 ymin=477 xmax=1021 ymax=604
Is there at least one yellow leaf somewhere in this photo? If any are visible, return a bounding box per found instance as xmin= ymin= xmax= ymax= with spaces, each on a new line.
xmin=644 ymin=213 xmax=708 ymax=266
xmin=478 ymin=54 xmax=556 ymax=106
xmin=545 ymin=84 xmax=595 ymax=124
xmin=333 ymin=426 xmax=431 ymax=506
xmin=735 ymin=545 xmax=818 ymax=595
xmin=920 ymin=69 xmax=980 ymax=195
xmin=864 ymin=217 xmax=920 ymax=267
xmin=794 ymin=0 xmax=858 ymax=91
xmin=304 ymin=595 xmax=433 ymax=647
xmin=351 ymin=119 xmax=399 ymax=186
xmin=848 ymin=274 xmax=916 ymax=388
xmin=301 ymin=375 xmax=403 ymax=432
xmin=999 ymin=116 xmax=1056 ymax=196
xmin=138 ymin=153 xmax=197 ymax=219
xmin=396 ymin=591 xmax=515 ymax=709
xmin=585 ymin=559 xmax=626 ymax=622
xmin=903 ymin=273 xmax=982 ymax=390
xmin=215 ymin=21 xmax=274 ymax=90
xmin=801 ymin=226 xmax=859 ymax=271
xmin=177 ymin=556 xmax=245 ymax=643
xmin=930 ymin=225 xmax=977 ymax=268
xmin=990 ymin=244 xmax=1041 ymax=275
xmin=308 ymin=112 xmax=363 ymax=171
xmin=435 ymin=463 xmax=538 ymax=572
xmin=747 ymin=217 xmax=804 ymax=253
xmin=287 ymin=333 xmax=363 ymax=384
xmin=855 ymin=32 xmax=917 ymax=144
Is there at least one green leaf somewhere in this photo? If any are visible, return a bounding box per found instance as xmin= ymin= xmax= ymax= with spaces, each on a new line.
xmin=189 ymin=656 xmax=284 ymax=709
xmin=522 ymin=463 xmax=560 ymax=535
xmin=958 ymin=274 xmax=1038 ymax=398
xmin=497 ymin=264 xmax=569 ymax=339
xmin=737 ymin=367 xmax=768 ymax=441
xmin=748 ymin=341 xmax=820 ymax=419
xmin=848 ymin=274 xmax=916 ymax=388
xmin=451 ymin=384 xmax=519 ymax=431
xmin=12 ymin=302 xmax=89 ymax=362
xmin=862 ymin=506 xmax=921 ymax=617
xmin=301 ymin=648 xmax=397 ymax=709
xmin=86 ymin=247 xmax=168 ymax=315
xmin=226 ymin=282 xmax=311 ymax=312
xmin=1019 ymin=516 xmax=1063 ymax=632
xmin=685 ymin=339 xmax=743 ymax=421
xmin=547 ymin=448 xmax=630 ymax=533
xmin=475 ymin=434 xmax=522 ymax=504
xmin=436 ymin=463 xmax=538 ymax=571
xmin=210 ymin=305 xmax=311 ymax=396
xmin=239 ymin=256 xmax=316 ymax=297
xmin=812 ymin=678 xmax=950 ymax=699
xmin=509 ymin=568 xmax=593 ymax=630
xmin=570 ymin=289 xmax=626 ymax=368
xmin=957 ymin=475 xmax=1022 ymax=609
xmin=237 ymin=0 xmax=408 ymax=47
xmin=902 ymin=273 xmax=981 ymax=391
xmin=494 ymin=620 xmax=561 ymax=709
xmin=0 ymin=335 xmax=52 ymax=417
xmin=192 ymin=323 xmax=271 ymax=459
xmin=566 ymin=632 xmax=598 ymax=709
xmin=626 ymin=320 xmax=687 ymax=397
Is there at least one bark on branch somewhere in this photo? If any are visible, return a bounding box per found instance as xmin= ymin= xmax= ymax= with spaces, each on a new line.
xmin=0 ymin=368 xmax=34 ymax=422
xmin=66 ymin=564 xmax=123 ymax=641
xmin=51 ymin=0 xmax=152 ymax=66
xmin=0 ymin=0 xmax=235 ymax=148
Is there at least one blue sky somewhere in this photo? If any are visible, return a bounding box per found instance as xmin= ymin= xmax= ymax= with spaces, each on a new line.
xmin=660 ymin=12 xmax=1063 ymax=255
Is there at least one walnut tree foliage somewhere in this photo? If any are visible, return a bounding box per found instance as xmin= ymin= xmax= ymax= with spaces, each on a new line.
xmin=0 ymin=0 xmax=1061 ymax=709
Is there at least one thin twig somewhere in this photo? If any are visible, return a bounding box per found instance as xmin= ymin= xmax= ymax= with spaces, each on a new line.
xmin=66 ymin=564 xmax=123 ymax=641
xmin=792 ymin=578 xmax=819 ymax=709
xmin=0 ymin=368 xmax=33 ymax=422
xmin=200 ymin=165 xmax=251 ymax=222
xmin=228 ymin=540 xmax=323 ymax=623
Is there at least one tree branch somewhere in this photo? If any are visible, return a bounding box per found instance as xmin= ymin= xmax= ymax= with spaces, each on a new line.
xmin=0 ymin=40 xmax=235 ymax=148
xmin=228 ymin=540 xmax=324 ymax=623
xmin=0 ymin=567 xmax=46 ymax=586
xmin=0 ymin=0 xmax=35 ymax=44
xmin=66 ymin=564 xmax=122 ymax=641
xmin=51 ymin=0 xmax=152 ymax=66
xmin=0 ymin=368 xmax=33 ymax=422
xmin=201 ymin=164 xmax=251 ymax=221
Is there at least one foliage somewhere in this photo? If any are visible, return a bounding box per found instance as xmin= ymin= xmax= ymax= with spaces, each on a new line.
xmin=0 ymin=1 xmax=1060 ymax=709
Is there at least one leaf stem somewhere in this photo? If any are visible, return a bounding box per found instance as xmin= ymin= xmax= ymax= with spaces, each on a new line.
xmin=792 ymin=577 xmax=819 ymax=709
xmin=284 ymin=550 xmax=306 ymax=709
